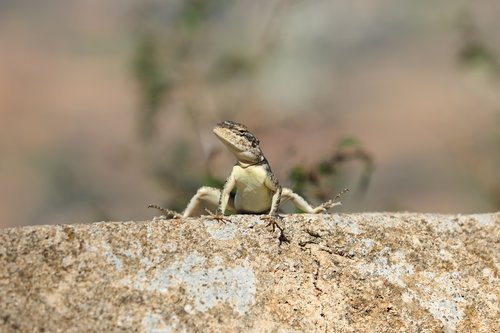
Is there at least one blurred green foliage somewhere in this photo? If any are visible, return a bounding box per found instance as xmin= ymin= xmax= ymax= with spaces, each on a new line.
xmin=133 ymin=34 xmax=170 ymax=139
xmin=457 ymin=13 xmax=500 ymax=77
xmin=456 ymin=11 xmax=500 ymax=209
xmin=211 ymin=53 xmax=257 ymax=81
xmin=287 ymin=137 xmax=374 ymax=209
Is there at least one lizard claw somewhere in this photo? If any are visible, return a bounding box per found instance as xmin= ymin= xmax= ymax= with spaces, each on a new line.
xmin=262 ymin=214 xmax=284 ymax=232
xmin=204 ymin=208 xmax=230 ymax=223
xmin=148 ymin=204 xmax=183 ymax=219
xmin=262 ymin=214 xmax=289 ymax=244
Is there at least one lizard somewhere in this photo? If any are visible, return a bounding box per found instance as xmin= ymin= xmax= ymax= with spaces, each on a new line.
xmin=148 ymin=120 xmax=348 ymax=232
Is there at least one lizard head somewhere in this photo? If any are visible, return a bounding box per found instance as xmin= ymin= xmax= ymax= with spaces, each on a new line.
xmin=213 ymin=121 xmax=263 ymax=164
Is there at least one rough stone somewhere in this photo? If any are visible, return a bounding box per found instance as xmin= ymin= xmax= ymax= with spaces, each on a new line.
xmin=0 ymin=213 xmax=498 ymax=332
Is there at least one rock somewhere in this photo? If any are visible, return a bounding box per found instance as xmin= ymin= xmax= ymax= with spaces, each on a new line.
xmin=0 ymin=213 xmax=498 ymax=332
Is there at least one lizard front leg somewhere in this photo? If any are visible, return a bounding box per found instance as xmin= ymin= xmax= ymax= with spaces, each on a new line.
xmin=205 ymin=170 xmax=236 ymax=223
xmin=281 ymin=188 xmax=349 ymax=213
xmin=261 ymin=173 xmax=285 ymax=232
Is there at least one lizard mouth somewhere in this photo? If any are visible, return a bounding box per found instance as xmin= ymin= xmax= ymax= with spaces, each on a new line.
xmin=213 ymin=127 xmax=262 ymax=163
xmin=213 ymin=127 xmax=239 ymax=149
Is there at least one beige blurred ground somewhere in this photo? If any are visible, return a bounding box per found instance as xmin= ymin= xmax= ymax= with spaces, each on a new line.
xmin=0 ymin=1 xmax=499 ymax=228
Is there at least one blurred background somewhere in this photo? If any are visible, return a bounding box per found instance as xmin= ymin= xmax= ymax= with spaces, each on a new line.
xmin=1 ymin=1 xmax=499 ymax=228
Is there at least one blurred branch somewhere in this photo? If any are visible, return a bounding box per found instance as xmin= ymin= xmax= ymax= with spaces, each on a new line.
xmin=288 ymin=137 xmax=374 ymax=204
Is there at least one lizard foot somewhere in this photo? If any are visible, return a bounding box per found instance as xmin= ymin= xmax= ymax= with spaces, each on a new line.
xmin=204 ymin=208 xmax=230 ymax=223
xmin=313 ymin=188 xmax=350 ymax=213
xmin=148 ymin=204 xmax=183 ymax=219
xmin=262 ymin=214 xmax=289 ymax=243
xmin=261 ymin=214 xmax=284 ymax=232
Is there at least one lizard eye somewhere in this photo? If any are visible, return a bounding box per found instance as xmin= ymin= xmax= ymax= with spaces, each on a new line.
xmin=243 ymin=133 xmax=254 ymax=140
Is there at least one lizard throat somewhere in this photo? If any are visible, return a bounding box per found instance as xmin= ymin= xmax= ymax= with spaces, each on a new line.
xmin=237 ymin=157 xmax=267 ymax=169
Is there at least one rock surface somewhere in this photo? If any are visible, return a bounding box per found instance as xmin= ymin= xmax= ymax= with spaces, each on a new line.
xmin=0 ymin=213 xmax=498 ymax=333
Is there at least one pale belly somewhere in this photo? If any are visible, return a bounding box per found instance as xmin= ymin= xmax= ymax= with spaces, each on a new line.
xmin=232 ymin=165 xmax=274 ymax=213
